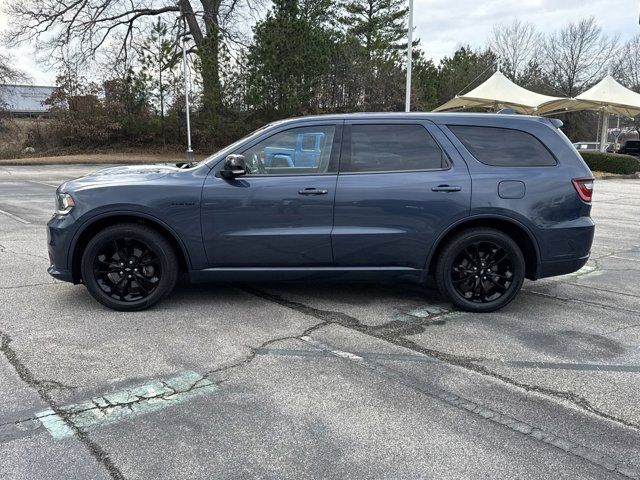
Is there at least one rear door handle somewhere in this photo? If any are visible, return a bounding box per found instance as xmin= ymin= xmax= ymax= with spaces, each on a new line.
xmin=298 ymin=188 xmax=328 ymax=195
xmin=432 ymin=185 xmax=462 ymax=192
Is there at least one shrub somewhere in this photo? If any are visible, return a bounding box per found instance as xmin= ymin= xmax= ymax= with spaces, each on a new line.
xmin=579 ymin=151 xmax=640 ymax=174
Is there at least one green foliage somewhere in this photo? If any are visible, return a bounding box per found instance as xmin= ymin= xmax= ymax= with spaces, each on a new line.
xmin=31 ymin=2 xmax=634 ymax=154
xmin=136 ymin=20 xmax=182 ymax=145
xmin=245 ymin=0 xmax=336 ymax=117
xmin=579 ymin=151 xmax=640 ymax=174
xmin=340 ymin=0 xmax=408 ymax=60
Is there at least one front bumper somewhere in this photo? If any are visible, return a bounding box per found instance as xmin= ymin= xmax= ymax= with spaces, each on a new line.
xmin=47 ymin=213 xmax=79 ymax=284
xmin=47 ymin=264 xmax=74 ymax=282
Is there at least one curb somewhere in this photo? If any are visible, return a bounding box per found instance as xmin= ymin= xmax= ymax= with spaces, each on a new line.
xmin=595 ymin=173 xmax=640 ymax=180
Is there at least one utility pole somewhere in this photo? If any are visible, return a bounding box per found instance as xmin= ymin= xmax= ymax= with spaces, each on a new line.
xmin=405 ymin=0 xmax=414 ymax=112
xmin=182 ymin=34 xmax=194 ymax=163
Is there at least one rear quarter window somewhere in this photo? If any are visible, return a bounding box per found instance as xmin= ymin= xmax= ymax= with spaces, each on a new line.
xmin=449 ymin=125 xmax=557 ymax=166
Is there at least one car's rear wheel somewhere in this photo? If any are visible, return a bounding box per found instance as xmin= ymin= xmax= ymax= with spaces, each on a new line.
xmin=81 ymin=223 xmax=178 ymax=311
xmin=435 ymin=228 xmax=525 ymax=312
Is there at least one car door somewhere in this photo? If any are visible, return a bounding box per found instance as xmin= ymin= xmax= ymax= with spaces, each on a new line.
xmin=201 ymin=122 xmax=342 ymax=267
xmin=332 ymin=120 xmax=471 ymax=269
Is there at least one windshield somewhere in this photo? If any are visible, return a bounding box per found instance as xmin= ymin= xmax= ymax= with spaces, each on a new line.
xmin=199 ymin=123 xmax=274 ymax=167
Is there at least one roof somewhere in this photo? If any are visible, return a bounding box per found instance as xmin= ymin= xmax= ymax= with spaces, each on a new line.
xmin=536 ymin=75 xmax=640 ymax=117
xmin=432 ymin=71 xmax=563 ymax=115
xmin=265 ymin=111 xmax=558 ymax=129
xmin=0 ymin=84 xmax=55 ymax=114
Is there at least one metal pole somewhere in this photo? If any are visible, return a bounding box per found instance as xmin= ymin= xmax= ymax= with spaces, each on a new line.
xmin=599 ymin=110 xmax=609 ymax=152
xmin=405 ymin=0 xmax=413 ymax=113
xmin=182 ymin=35 xmax=194 ymax=162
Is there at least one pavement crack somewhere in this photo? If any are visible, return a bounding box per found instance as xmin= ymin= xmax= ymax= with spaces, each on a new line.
xmin=242 ymin=287 xmax=640 ymax=432
xmin=0 ymin=245 xmax=49 ymax=261
xmin=204 ymin=320 xmax=329 ymax=379
xmin=0 ymin=281 xmax=61 ymax=290
xmin=522 ymin=289 xmax=640 ymax=317
xmin=0 ymin=330 xmax=126 ymax=480
xmin=604 ymin=322 xmax=640 ymax=335
xmin=301 ymin=336 xmax=640 ymax=479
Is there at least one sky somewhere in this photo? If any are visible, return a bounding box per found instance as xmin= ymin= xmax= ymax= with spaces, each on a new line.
xmin=0 ymin=0 xmax=639 ymax=85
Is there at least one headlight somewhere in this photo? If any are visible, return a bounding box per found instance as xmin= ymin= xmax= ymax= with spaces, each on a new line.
xmin=55 ymin=192 xmax=75 ymax=215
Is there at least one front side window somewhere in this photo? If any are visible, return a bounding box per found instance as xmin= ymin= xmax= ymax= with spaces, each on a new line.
xmin=345 ymin=124 xmax=445 ymax=172
xmin=241 ymin=125 xmax=336 ymax=175
xmin=449 ymin=125 xmax=557 ymax=166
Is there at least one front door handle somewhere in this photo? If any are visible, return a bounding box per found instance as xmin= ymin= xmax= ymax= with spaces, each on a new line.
xmin=432 ymin=185 xmax=462 ymax=192
xmin=298 ymin=188 xmax=328 ymax=195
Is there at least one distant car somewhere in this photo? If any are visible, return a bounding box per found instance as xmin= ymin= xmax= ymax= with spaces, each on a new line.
xmin=573 ymin=141 xmax=614 ymax=153
xmin=617 ymin=139 xmax=640 ymax=156
xmin=47 ymin=113 xmax=595 ymax=313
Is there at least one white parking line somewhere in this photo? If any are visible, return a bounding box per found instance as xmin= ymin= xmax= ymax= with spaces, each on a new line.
xmin=611 ymin=255 xmax=640 ymax=263
xmin=26 ymin=180 xmax=60 ymax=188
xmin=0 ymin=209 xmax=31 ymax=224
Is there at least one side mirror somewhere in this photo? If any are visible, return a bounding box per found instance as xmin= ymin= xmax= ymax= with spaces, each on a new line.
xmin=221 ymin=154 xmax=247 ymax=178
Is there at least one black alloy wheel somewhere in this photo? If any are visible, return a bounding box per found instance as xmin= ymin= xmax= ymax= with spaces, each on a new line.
xmin=81 ymin=223 xmax=178 ymax=311
xmin=451 ymin=241 xmax=513 ymax=303
xmin=93 ymin=237 xmax=161 ymax=302
xmin=435 ymin=228 xmax=525 ymax=312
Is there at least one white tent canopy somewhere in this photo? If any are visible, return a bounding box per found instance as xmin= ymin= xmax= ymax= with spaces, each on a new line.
xmin=433 ymin=71 xmax=564 ymax=115
xmin=537 ymin=75 xmax=640 ymax=151
xmin=536 ymin=75 xmax=640 ymax=117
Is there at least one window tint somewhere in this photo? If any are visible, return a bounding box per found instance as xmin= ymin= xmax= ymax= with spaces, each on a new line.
xmin=241 ymin=125 xmax=335 ymax=175
xmin=346 ymin=124 xmax=445 ymax=172
xmin=449 ymin=125 xmax=556 ymax=166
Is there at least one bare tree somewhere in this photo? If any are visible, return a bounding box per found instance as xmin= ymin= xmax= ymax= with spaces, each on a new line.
xmin=0 ymin=52 xmax=27 ymax=85
xmin=489 ymin=19 xmax=540 ymax=81
xmin=2 ymin=0 xmax=264 ymax=128
xmin=543 ymin=17 xmax=618 ymax=97
xmin=612 ymin=34 xmax=640 ymax=137
xmin=0 ymin=53 xmax=28 ymax=113
xmin=614 ymin=34 xmax=640 ymax=92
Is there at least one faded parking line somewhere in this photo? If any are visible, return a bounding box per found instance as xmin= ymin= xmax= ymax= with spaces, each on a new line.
xmin=256 ymin=347 xmax=640 ymax=373
xmin=26 ymin=180 xmax=60 ymax=188
xmin=36 ymin=371 xmax=219 ymax=439
xmin=0 ymin=208 xmax=31 ymax=224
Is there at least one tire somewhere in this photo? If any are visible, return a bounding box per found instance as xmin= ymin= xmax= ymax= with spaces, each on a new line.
xmin=435 ymin=228 xmax=525 ymax=313
xmin=80 ymin=223 xmax=178 ymax=311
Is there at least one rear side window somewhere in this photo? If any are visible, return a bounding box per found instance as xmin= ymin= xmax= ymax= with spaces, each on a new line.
xmin=449 ymin=125 xmax=556 ymax=166
xmin=345 ymin=124 xmax=445 ymax=172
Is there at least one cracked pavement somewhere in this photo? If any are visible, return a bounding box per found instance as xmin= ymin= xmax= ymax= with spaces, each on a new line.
xmin=0 ymin=165 xmax=639 ymax=479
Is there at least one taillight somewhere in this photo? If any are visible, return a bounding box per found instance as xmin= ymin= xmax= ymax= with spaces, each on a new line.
xmin=572 ymin=178 xmax=594 ymax=203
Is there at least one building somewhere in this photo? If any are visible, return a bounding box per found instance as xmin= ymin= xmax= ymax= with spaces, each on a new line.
xmin=0 ymin=84 xmax=55 ymax=117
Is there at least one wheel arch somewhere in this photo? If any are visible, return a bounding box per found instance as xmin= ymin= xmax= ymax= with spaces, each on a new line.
xmin=69 ymin=212 xmax=191 ymax=283
xmin=426 ymin=215 xmax=541 ymax=280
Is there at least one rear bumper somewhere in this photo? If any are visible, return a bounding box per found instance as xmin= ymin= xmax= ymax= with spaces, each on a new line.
xmin=535 ymin=216 xmax=594 ymax=279
xmin=538 ymin=254 xmax=590 ymax=279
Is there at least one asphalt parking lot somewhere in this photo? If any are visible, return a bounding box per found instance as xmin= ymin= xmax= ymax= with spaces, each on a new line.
xmin=0 ymin=164 xmax=639 ymax=480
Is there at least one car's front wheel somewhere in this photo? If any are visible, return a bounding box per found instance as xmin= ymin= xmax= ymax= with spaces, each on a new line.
xmin=435 ymin=228 xmax=525 ymax=312
xmin=80 ymin=223 xmax=178 ymax=311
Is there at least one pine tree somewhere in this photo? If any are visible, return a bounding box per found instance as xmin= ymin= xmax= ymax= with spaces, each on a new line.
xmin=245 ymin=0 xmax=335 ymax=117
xmin=339 ymin=0 xmax=411 ymax=110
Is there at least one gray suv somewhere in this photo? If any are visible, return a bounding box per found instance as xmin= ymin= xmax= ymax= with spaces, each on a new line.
xmin=47 ymin=113 xmax=595 ymax=312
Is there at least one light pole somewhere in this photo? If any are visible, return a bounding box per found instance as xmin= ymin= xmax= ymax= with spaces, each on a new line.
xmin=182 ymin=35 xmax=194 ymax=162
xmin=405 ymin=0 xmax=414 ymax=112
